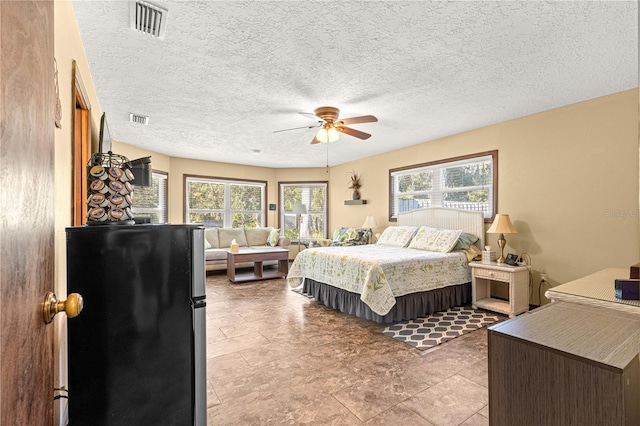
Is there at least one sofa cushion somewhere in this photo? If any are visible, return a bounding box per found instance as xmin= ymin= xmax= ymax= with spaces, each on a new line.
xmin=205 ymin=228 xmax=219 ymax=249
xmin=245 ymin=227 xmax=272 ymax=246
xmin=205 ymin=249 xmax=228 ymax=261
xmin=218 ymin=228 xmax=248 ymax=248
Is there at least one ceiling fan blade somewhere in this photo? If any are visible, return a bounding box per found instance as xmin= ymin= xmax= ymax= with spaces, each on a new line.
xmin=273 ymin=123 xmax=321 ymax=133
xmin=299 ymin=112 xmax=321 ymax=121
xmin=336 ymin=126 xmax=371 ymax=140
xmin=338 ymin=115 xmax=378 ymax=125
xmin=310 ymin=135 xmax=322 ymax=144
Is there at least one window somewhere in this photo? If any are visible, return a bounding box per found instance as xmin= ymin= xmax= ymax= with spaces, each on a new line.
xmin=389 ymin=151 xmax=497 ymax=222
xmin=185 ymin=176 xmax=266 ymax=227
xmin=131 ymin=171 xmax=168 ymax=223
xmin=279 ymin=182 xmax=328 ymax=240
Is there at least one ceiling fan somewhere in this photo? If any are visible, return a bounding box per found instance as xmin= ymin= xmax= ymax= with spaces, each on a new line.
xmin=274 ymin=106 xmax=378 ymax=144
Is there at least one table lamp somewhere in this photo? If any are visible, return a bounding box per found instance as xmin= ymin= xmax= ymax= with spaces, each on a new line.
xmin=486 ymin=213 xmax=517 ymax=263
xmin=293 ymin=203 xmax=307 ymax=254
xmin=362 ymin=215 xmax=379 ymax=242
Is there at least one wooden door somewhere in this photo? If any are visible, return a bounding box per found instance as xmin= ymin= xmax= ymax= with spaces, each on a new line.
xmin=0 ymin=1 xmax=55 ymax=424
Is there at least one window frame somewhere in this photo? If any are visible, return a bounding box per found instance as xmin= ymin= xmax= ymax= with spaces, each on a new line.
xmin=131 ymin=170 xmax=168 ymax=223
xmin=278 ymin=181 xmax=329 ymax=241
xmin=388 ymin=150 xmax=498 ymax=223
xmin=183 ymin=174 xmax=267 ymax=227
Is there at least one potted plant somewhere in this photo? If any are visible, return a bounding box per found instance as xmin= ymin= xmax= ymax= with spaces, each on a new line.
xmin=348 ymin=171 xmax=362 ymax=200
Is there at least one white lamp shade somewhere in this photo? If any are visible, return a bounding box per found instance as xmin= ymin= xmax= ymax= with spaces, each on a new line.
xmin=293 ymin=203 xmax=307 ymax=215
xmin=362 ymin=215 xmax=378 ymax=229
xmin=487 ymin=214 xmax=517 ymax=234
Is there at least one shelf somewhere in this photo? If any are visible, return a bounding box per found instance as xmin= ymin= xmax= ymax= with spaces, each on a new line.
xmin=344 ymin=200 xmax=367 ymax=205
xmin=228 ymin=269 xmax=287 ymax=283
xmin=474 ymin=297 xmax=510 ymax=315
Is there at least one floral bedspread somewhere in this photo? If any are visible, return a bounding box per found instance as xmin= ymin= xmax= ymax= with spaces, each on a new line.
xmin=287 ymin=245 xmax=471 ymax=315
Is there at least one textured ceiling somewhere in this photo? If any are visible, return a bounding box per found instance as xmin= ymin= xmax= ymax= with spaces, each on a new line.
xmin=72 ymin=1 xmax=638 ymax=168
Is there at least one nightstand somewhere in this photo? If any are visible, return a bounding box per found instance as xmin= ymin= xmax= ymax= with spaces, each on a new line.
xmin=469 ymin=262 xmax=529 ymax=318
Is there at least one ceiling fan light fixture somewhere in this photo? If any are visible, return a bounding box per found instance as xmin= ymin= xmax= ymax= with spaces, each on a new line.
xmin=316 ymin=126 xmax=340 ymax=143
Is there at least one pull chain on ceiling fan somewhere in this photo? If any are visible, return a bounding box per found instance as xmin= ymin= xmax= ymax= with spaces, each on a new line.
xmin=274 ymin=106 xmax=378 ymax=145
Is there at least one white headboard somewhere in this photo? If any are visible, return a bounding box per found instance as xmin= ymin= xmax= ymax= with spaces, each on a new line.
xmin=397 ymin=207 xmax=485 ymax=248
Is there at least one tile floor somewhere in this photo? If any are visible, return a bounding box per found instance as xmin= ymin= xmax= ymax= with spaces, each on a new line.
xmin=205 ymin=271 xmax=497 ymax=425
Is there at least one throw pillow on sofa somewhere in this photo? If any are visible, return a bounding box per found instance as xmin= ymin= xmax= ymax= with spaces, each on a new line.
xmin=266 ymin=228 xmax=280 ymax=246
xmin=245 ymin=227 xmax=272 ymax=246
xmin=205 ymin=228 xmax=219 ymax=249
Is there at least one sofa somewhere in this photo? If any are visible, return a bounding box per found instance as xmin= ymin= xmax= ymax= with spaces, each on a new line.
xmin=205 ymin=227 xmax=290 ymax=272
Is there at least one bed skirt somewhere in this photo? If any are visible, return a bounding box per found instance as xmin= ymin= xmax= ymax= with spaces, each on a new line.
xmin=302 ymin=279 xmax=471 ymax=323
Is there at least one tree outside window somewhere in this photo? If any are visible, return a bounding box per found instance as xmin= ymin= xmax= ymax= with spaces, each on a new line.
xmin=185 ymin=176 xmax=265 ymax=227
xmin=280 ymin=182 xmax=327 ymax=240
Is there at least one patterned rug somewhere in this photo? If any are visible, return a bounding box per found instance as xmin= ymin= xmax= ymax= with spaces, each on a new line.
xmin=382 ymin=307 xmax=502 ymax=350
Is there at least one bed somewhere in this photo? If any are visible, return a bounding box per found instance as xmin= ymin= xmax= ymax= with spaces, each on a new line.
xmin=287 ymin=207 xmax=485 ymax=323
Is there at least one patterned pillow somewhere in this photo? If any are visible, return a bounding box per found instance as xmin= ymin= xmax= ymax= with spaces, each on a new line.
xmin=330 ymin=228 xmax=372 ymax=246
xmin=315 ymin=239 xmax=332 ymax=247
xmin=266 ymin=228 xmax=280 ymax=247
xmin=332 ymin=227 xmax=357 ymax=243
xmin=408 ymin=226 xmax=463 ymax=253
xmin=376 ymin=226 xmax=418 ymax=247
xmin=453 ymin=232 xmax=480 ymax=251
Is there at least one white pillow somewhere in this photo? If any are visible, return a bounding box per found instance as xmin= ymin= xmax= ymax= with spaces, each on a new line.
xmin=245 ymin=227 xmax=272 ymax=246
xmin=408 ymin=226 xmax=463 ymax=253
xmin=204 ymin=228 xmax=219 ymax=249
xmin=376 ymin=226 xmax=418 ymax=247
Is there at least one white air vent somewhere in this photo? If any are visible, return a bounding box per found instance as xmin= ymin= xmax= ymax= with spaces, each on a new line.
xmin=130 ymin=1 xmax=168 ymax=40
xmin=130 ymin=113 xmax=150 ymax=125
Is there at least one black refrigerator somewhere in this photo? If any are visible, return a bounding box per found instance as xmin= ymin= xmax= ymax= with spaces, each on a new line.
xmin=66 ymin=224 xmax=207 ymax=425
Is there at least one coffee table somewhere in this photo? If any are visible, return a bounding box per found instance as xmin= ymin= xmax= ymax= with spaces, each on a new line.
xmin=226 ymin=248 xmax=289 ymax=283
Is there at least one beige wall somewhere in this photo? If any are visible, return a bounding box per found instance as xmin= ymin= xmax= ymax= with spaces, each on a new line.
xmin=329 ymin=89 xmax=639 ymax=298
xmin=54 ymin=0 xmax=103 ymax=304
xmin=110 ymin=142 xmax=329 ymax=228
xmin=114 ymin=90 xmax=639 ymax=302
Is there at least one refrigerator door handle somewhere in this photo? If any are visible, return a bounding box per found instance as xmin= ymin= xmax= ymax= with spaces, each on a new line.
xmin=193 ymin=304 xmax=207 ymax=426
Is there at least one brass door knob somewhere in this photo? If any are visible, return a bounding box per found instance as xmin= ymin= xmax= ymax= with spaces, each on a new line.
xmin=43 ymin=292 xmax=84 ymax=324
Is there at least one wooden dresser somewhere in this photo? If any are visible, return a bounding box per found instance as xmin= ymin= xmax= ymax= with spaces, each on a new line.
xmin=488 ymin=302 xmax=640 ymax=426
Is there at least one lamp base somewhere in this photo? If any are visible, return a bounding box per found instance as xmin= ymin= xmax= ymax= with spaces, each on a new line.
xmin=496 ymin=234 xmax=506 ymax=263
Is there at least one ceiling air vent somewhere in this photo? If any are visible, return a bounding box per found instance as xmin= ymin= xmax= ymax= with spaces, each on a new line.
xmin=130 ymin=1 xmax=168 ymax=40
xmin=130 ymin=113 xmax=150 ymax=125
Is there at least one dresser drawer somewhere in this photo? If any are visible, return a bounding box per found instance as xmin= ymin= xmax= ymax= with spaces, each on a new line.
xmin=473 ymin=268 xmax=510 ymax=281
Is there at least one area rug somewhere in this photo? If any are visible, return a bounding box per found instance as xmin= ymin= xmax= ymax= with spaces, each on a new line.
xmin=381 ymin=306 xmax=502 ymax=350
